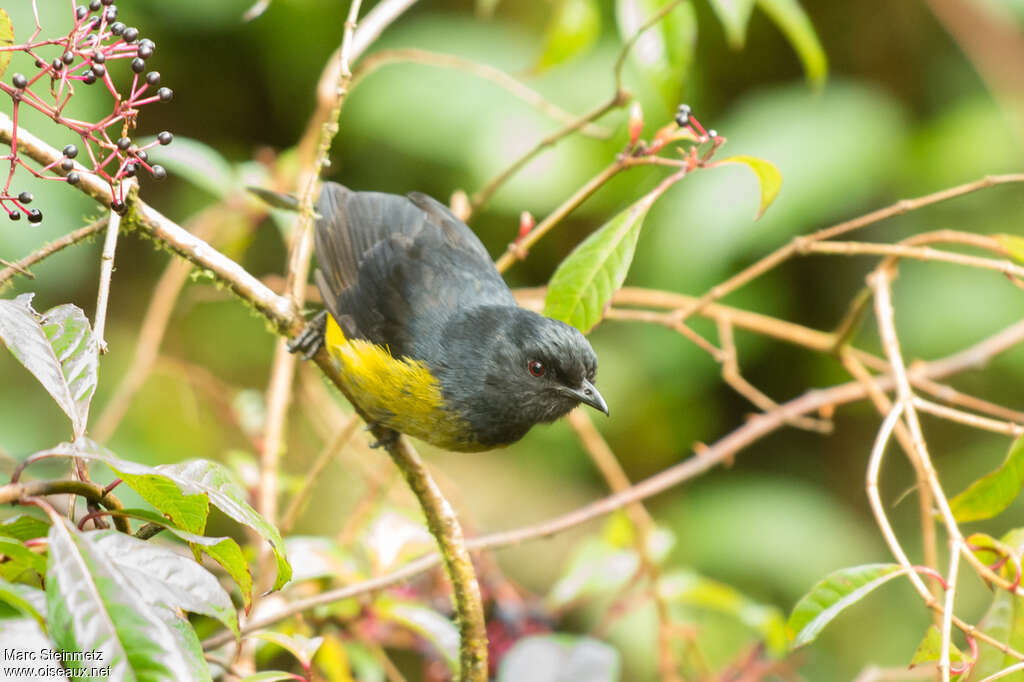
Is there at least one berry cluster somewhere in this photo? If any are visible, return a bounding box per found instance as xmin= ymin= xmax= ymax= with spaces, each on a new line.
xmin=0 ymin=0 xmax=174 ymax=222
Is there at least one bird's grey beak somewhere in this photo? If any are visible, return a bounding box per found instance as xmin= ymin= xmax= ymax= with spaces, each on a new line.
xmin=573 ymin=378 xmax=609 ymax=416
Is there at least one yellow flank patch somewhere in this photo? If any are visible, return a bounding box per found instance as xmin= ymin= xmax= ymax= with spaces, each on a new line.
xmin=324 ymin=315 xmax=483 ymax=450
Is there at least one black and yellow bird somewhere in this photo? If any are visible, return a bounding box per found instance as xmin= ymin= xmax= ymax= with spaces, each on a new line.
xmin=289 ymin=183 xmax=607 ymax=452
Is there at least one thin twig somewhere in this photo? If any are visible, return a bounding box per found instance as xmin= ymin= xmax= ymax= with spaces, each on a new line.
xmin=673 ymin=173 xmax=1024 ymax=325
xmin=0 ymin=217 xmax=108 ymax=288
xmin=93 ymin=181 xmax=134 ymax=354
xmin=279 ymin=414 xmax=361 ymax=535
xmin=799 ymin=240 xmax=1024 ymax=280
xmin=941 ymin=537 xmax=962 ymax=682
xmin=352 ymin=48 xmax=611 ymax=138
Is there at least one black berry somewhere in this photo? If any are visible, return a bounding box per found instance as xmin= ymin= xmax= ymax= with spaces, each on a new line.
xmin=12 ymin=73 xmax=27 ymax=89
xmin=62 ymin=51 xmax=75 ymax=65
xmin=138 ymin=39 xmax=155 ymax=58
xmin=67 ymin=172 xmax=81 ymax=185
xmin=157 ymin=131 xmax=173 ymax=145
xmin=63 ymin=144 xmax=79 ymax=158
xmin=145 ymin=71 xmax=160 ymax=85
xmin=27 ymin=209 xmax=42 ymax=224
xmin=103 ymin=7 xmax=117 ymax=21
xmin=131 ymin=57 xmax=145 ymax=73
xmin=92 ymin=51 xmax=106 ymax=64
xmin=150 ymin=164 xmax=166 ymax=180
xmin=102 ymin=0 xmax=114 ymax=5
xmin=92 ymin=63 xmax=106 ymax=77
xmin=83 ymin=70 xmax=97 ymax=85
xmin=157 ymin=87 xmax=173 ymax=102
xmin=117 ymin=137 xmax=131 ymax=150
xmin=123 ymin=163 xmax=136 ymax=178
xmin=135 ymin=150 xmax=148 ymax=162
xmin=110 ymin=21 xmax=125 ymax=35
xmin=76 ymin=6 xmax=88 ymax=20
xmin=89 ymin=0 xmax=101 ymax=10
xmin=110 ymin=199 xmax=125 ymax=213
xmin=122 ymin=27 xmax=139 ymax=43
xmin=51 ymin=58 xmax=63 ymax=72
xmin=674 ymin=104 xmax=691 ymax=127
xmin=8 ymin=211 xmax=20 ymax=221
xmin=17 ymin=192 xmax=33 ymax=204
xmin=61 ymin=159 xmax=75 ymax=171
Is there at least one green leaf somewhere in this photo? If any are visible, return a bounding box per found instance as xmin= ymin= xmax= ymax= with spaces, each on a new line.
xmin=250 ymin=632 xmax=324 ymax=669
xmin=163 ymin=607 xmax=213 ymax=682
xmin=910 ymin=624 xmax=966 ymax=668
xmin=787 ymin=563 xmax=905 ymax=649
xmin=616 ymin=0 xmax=698 ymax=109
xmin=544 ymin=178 xmax=676 ymax=333
xmin=0 ymin=514 xmax=51 ymax=541
xmin=0 ymin=9 xmax=13 ymax=80
xmin=997 ymin=233 xmax=1024 ymax=264
xmin=0 ymin=537 xmax=47 ymax=577
xmin=972 ymin=589 xmax=1024 ymax=680
xmin=717 ymin=155 xmax=783 ymax=219
xmin=46 ymin=517 xmax=201 ymax=680
xmin=38 ymin=440 xmax=289 ymax=592
xmin=90 ymin=530 xmax=239 ymax=638
xmin=0 ymin=578 xmax=45 ymax=628
xmin=90 ymin=507 xmax=252 ymax=610
xmin=950 ymin=434 xmax=1024 ymax=523
xmin=374 ymin=596 xmax=459 ymax=673
xmin=137 ymin=135 xmax=235 ymax=199
xmin=497 ymin=634 xmax=621 ymax=682
xmin=116 ymin=470 xmax=210 ymax=535
xmin=659 ymin=570 xmax=789 ymax=657
xmin=157 ymin=459 xmax=291 ymax=590
xmin=0 ymin=296 xmax=98 ymax=438
xmin=755 ymin=0 xmax=827 ymax=88
xmin=707 ymin=0 xmax=756 ymax=48
xmin=536 ymin=0 xmax=601 ymax=71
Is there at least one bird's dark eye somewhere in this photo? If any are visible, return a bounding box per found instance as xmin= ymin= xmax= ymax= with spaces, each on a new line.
xmin=528 ymin=360 xmax=545 ymax=377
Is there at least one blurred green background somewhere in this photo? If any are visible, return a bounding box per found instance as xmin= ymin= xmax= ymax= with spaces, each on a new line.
xmin=2 ymin=0 xmax=1023 ymax=679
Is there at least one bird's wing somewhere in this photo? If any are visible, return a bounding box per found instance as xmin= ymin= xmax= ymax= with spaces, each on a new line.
xmin=313 ymin=183 xmax=514 ymax=358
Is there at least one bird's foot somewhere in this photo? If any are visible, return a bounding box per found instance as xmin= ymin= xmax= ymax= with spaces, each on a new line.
xmin=287 ymin=310 xmax=327 ymax=360
xmin=368 ymin=427 xmax=400 ymax=450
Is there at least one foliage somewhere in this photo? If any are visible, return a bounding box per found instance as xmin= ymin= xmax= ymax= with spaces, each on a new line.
xmin=2 ymin=0 xmax=1024 ymax=680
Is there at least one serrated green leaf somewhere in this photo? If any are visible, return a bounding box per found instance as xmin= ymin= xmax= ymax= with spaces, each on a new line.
xmin=0 ymin=296 xmax=98 ymax=438
xmin=616 ymin=0 xmax=697 ymax=109
xmin=137 ymin=135 xmax=235 ymax=199
xmin=497 ymin=634 xmax=621 ymax=682
xmin=0 ymin=514 xmax=51 ymax=541
xmin=717 ymin=155 xmax=783 ymax=219
xmin=910 ymin=624 xmax=966 ymax=668
xmin=117 ymin=470 xmax=210 ymax=535
xmin=660 ymin=570 xmax=788 ymax=657
xmin=0 ymin=578 xmax=45 ymax=628
xmin=374 ymin=596 xmax=459 ymax=673
xmin=0 ymin=9 xmax=13 ymax=80
xmin=0 ymin=537 xmax=46 ymax=577
xmin=89 ymin=506 xmax=252 ymax=611
xmin=787 ymin=563 xmax=905 ymax=649
xmin=707 ymin=0 xmax=756 ymax=48
xmin=46 ymin=517 xmax=200 ymax=680
xmin=157 ymin=459 xmax=290 ymax=590
xmin=536 ymin=0 xmax=601 ymax=71
xmin=950 ymin=434 xmax=1024 ymax=523
xmin=997 ymin=234 xmax=1024 ymax=264
xmin=755 ymin=0 xmax=827 ymax=87
xmin=90 ymin=530 xmax=238 ymax=638
xmin=544 ymin=180 xmax=673 ymax=332
xmin=37 ymin=440 xmax=289 ymax=592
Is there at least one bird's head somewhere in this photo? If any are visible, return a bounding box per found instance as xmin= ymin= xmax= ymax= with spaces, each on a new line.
xmin=438 ymin=306 xmax=607 ymax=446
